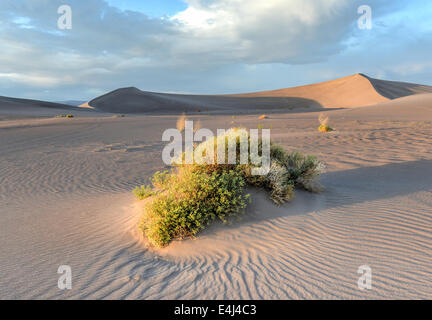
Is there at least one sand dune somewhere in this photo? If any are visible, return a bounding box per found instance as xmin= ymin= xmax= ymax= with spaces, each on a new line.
xmin=239 ymin=73 xmax=432 ymax=108
xmin=87 ymin=87 xmax=323 ymax=114
xmin=367 ymin=76 xmax=432 ymax=99
xmin=0 ymin=96 xmax=76 ymax=110
xmin=0 ymin=96 xmax=95 ymax=120
xmin=85 ymin=74 xmax=432 ymax=114
xmin=2 ymin=74 xmax=431 ymax=118
xmin=338 ymin=93 xmax=432 ymax=121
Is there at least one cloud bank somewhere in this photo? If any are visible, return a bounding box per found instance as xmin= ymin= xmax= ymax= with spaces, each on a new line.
xmin=0 ymin=0 xmax=430 ymax=100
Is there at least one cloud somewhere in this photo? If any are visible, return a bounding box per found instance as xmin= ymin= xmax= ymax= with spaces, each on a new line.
xmin=0 ymin=0 xmax=430 ymax=100
xmin=0 ymin=73 xmax=60 ymax=86
xmin=172 ymin=0 xmax=352 ymax=64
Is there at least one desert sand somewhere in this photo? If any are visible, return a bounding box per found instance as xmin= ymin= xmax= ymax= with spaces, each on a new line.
xmin=0 ymin=74 xmax=431 ymax=299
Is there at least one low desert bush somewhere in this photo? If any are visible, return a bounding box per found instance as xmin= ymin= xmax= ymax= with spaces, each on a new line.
xmin=134 ymin=128 xmax=324 ymax=247
xmin=318 ymin=113 xmax=333 ymax=132
xmin=318 ymin=124 xmax=333 ymax=132
xmin=55 ymin=114 xmax=74 ymax=118
xmin=139 ymin=169 xmax=249 ymax=247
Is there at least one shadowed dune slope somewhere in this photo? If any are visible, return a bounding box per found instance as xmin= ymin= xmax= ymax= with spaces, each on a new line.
xmin=365 ymin=75 xmax=432 ymax=99
xmin=0 ymin=96 xmax=96 ymax=120
xmin=0 ymin=96 xmax=77 ymax=110
xmin=87 ymin=87 xmax=323 ymax=114
xmin=86 ymin=74 xmax=432 ymax=114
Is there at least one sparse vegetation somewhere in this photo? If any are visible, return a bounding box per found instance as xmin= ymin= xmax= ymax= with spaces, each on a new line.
xmin=257 ymin=123 xmax=272 ymax=130
xmin=139 ymin=169 xmax=249 ymax=247
xmin=133 ymin=185 xmax=156 ymax=200
xmin=177 ymin=113 xmax=187 ymax=132
xmin=55 ymin=114 xmax=74 ymax=118
xmin=134 ymin=128 xmax=324 ymax=247
xmin=318 ymin=113 xmax=333 ymax=132
xmin=194 ymin=120 xmax=202 ymax=133
xmin=318 ymin=124 xmax=333 ymax=132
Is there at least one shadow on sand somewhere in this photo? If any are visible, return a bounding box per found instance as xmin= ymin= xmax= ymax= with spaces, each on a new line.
xmin=218 ymin=159 xmax=432 ymax=227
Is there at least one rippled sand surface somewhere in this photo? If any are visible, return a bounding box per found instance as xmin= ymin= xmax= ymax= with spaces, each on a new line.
xmin=1 ymin=99 xmax=432 ymax=299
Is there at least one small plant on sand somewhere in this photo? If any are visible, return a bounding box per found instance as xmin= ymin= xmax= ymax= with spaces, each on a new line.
xmin=318 ymin=113 xmax=333 ymax=132
xmin=194 ymin=120 xmax=202 ymax=133
xmin=134 ymin=128 xmax=324 ymax=247
xmin=177 ymin=113 xmax=187 ymax=132
xmin=55 ymin=114 xmax=74 ymax=118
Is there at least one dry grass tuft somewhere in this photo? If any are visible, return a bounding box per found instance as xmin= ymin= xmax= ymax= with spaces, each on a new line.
xmin=177 ymin=113 xmax=187 ymax=132
xmin=194 ymin=120 xmax=202 ymax=133
xmin=318 ymin=113 xmax=333 ymax=132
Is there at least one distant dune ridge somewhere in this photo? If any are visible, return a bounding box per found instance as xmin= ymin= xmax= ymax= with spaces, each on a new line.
xmin=0 ymin=96 xmax=76 ymax=110
xmin=1 ymin=74 xmax=432 ymax=118
xmin=0 ymin=96 xmax=94 ymax=120
xmin=82 ymin=73 xmax=432 ymax=114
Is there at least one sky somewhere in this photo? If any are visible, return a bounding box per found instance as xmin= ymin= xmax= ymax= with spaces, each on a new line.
xmin=0 ymin=0 xmax=431 ymax=101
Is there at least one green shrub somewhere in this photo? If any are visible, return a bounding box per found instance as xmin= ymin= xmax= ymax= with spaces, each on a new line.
xmin=134 ymin=128 xmax=324 ymax=247
xmin=139 ymin=169 xmax=249 ymax=247
xmin=66 ymin=114 xmax=74 ymax=118
xmin=318 ymin=124 xmax=333 ymax=132
xmin=133 ymin=171 xmax=172 ymax=200
xmin=133 ymin=185 xmax=156 ymax=200
xmin=283 ymin=151 xmax=324 ymax=192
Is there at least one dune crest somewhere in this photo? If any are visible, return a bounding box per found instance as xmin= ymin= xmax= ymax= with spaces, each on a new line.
xmin=239 ymin=73 xmax=432 ymax=108
xmin=85 ymin=74 xmax=432 ymax=114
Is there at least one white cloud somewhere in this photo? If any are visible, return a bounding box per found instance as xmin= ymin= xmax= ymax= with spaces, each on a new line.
xmin=0 ymin=0 xmax=429 ymax=100
xmin=0 ymin=73 xmax=60 ymax=86
xmin=170 ymin=0 xmax=361 ymax=64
